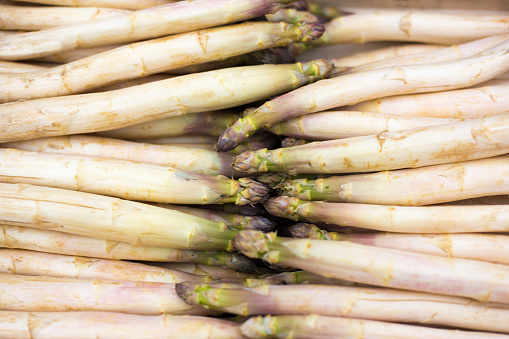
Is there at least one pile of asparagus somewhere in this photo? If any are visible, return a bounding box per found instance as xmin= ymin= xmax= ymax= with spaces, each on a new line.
xmin=0 ymin=0 xmax=509 ymax=337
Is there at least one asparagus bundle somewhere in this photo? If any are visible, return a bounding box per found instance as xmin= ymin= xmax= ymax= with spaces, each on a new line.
xmin=0 ymin=0 xmax=298 ymax=60
xmin=266 ymin=196 xmax=509 ymax=233
xmin=0 ymin=225 xmax=255 ymax=271
xmin=6 ymin=0 xmax=177 ymax=10
xmin=0 ymin=182 xmax=238 ymax=250
xmin=275 ymin=155 xmax=509 ymax=205
xmin=0 ymin=4 xmax=130 ymax=31
xmin=177 ymin=282 xmax=509 ymax=333
xmin=233 ymin=230 xmax=509 ymax=303
xmin=1 ymin=135 xmax=240 ymax=177
xmin=0 ymin=21 xmax=324 ymax=102
xmin=233 ymin=113 xmax=509 ymax=175
xmin=0 ymin=61 xmax=332 ymax=143
xmin=0 ymin=249 xmax=211 ymax=283
xmin=290 ymin=223 xmax=509 ymax=265
xmin=0 ymin=148 xmax=269 ymax=205
xmin=0 ymin=311 xmax=244 ymax=339
xmin=240 ymin=314 xmax=508 ymax=339
xmin=0 ymin=273 xmax=218 ymax=315
xmin=217 ymin=38 xmax=509 ymax=151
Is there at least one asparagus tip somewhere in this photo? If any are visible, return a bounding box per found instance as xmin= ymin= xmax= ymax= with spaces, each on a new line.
xmin=264 ymin=196 xmax=299 ymax=220
xmin=232 ymin=230 xmax=270 ymax=259
xmin=232 ymin=151 xmax=257 ymax=173
xmin=175 ymin=282 xmax=200 ymax=305
xmin=237 ymin=178 xmax=271 ymax=204
xmin=256 ymin=173 xmax=289 ymax=188
xmin=245 ymin=216 xmax=275 ymax=232
xmin=298 ymin=22 xmax=325 ymax=42
xmin=288 ymin=223 xmax=314 ymax=238
xmin=216 ymin=136 xmax=239 ymax=152
xmin=287 ymin=0 xmax=308 ymax=10
xmin=226 ymin=253 xmax=258 ymax=273
xmin=281 ymin=137 xmax=308 ymax=147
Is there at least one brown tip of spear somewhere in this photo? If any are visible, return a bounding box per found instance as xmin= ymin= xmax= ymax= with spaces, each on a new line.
xmin=238 ymin=178 xmax=270 ymax=204
xmin=246 ymin=216 xmax=276 ymax=232
xmin=232 ymin=230 xmax=269 ymax=259
xmin=232 ymin=150 xmax=256 ymax=173
xmin=301 ymin=22 xmax=325 ymax=41
xmin=228 ymin=253 xmax=258 ymax=273
xmin=264 ymin=196 xmax=298 ymax=220
xmin=288 ymin=223 xmax=313 ymax=238
xmin=175 ymin=282 xmax=198 ymax=304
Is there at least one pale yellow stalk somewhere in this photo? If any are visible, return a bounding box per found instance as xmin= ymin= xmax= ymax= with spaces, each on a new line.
xmin=7 ymin=0 xmax=176 ymax=10
xmin=35 ymin=44 xmax=122 ymax=63
xmin=155 ymin=263 xmax=261 ymax=283
xmin=0 ymin=60 xmax=48 ymax=74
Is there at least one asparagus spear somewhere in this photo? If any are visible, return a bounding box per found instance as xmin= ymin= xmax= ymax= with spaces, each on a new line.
xmin=0 ymin=4 xmax=130 ymax=31
xmin=307 ymin=2 xmax=345 ymax=21
xmin=216 ymin=38 xmax=509 ymax=151
xmin=233 ymin=112 xmax=509 ymax=175
xmin=0 ymin=61 xmax=333 ymax=143
xmin=276 ymin=155 xmax=509 ymax=205
xmin=315 ymin=11 xmax=509 ymax=46
xmin=177 ymin=282 xmax=509 ymax=333
xmin=35 ymin=44 xmax=123 ymax=63
xmin=290 ymin=223 xmax=509 ymax=265
xmin=154 ymin=263 xmax=262 ymax=283
xmin=0 ymin=273 xmax=219 ymax=315
xmin=0 ymin=0 xmax=300 ymax=60
xmin=266 ymin=9 xmax=320 ymax=24
xmin=204 ymin=204 xmax=266 ymax=216
xmin=0 ymin=249 xmax=212 ymax=283
xmin=0 ymin=21 xmax=324 ymax=102
xmin=0 ymin=148 xmax=268 ymax=205
xmin=269 ymin=110 xmax=457 ymax=140
xmin=6 ymin=0 xmax=177 ymax=10
xmin=0 ymin=60 xmax=49 ymax=74
xmin=233 ymin=230 xmax=509 ymax=303
xmin=0 ymin=311 xmax=244 ymax=339
xmin=266 ymin=196 xmax=509 ymax=233
xmin=240 ymin=314 xmax=509 ymax=339
xmin=0 ymin=225 xmax=253 ymax=270
xmin=0 ymin=182 xmax=238 ymax=250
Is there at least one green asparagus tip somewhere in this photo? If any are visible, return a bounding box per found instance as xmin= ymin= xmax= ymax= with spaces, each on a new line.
xmin=256 ymin=173 xmax=289 ymax=188
xmin=232 ymin=150 xmax=257 ymax=173
xmin=264 ymin=196 xmax=300 ymax=220
xmin=237 ymin=178 xmax=271 ymax=205
xmin=297 ymin=22 xmax=325 ymax=42
xmin=232 ymin=230 xmax=273 ymax=259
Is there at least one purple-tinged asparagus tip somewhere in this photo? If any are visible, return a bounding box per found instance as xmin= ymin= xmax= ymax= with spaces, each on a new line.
xmin=237 ymin=178 xmax=270 ymax=204
xmin=281 ymin=137 xmax=309 ymax=147
xmin=287 ymin=0 xmax=308 ymax=10
xmin=175 ymin=282 xmax=197 ymax=304
xmin=216 ymin=135 xmax=239 ymax=152
xmin=288 ymin=223 xmax=313 ymax=238
xmin=246 ymin=216 xmax=276 ymax=232
xmin=299 ymin=22 xmax=325 ymax=42
xmin=256 ymin=173 xmax=289 ymax=188
xmin=232 ymin=151 xmax=256 ymax=173
xmin=264 ymin=196 xmax=299 ymax=220
xmin=232 ymin=230 xmax=270 ymax=258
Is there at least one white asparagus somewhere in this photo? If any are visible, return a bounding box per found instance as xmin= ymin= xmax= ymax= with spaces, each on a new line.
xmin=0 ymin=60 xmax=48 ymax=74
xmin=0 ymin=249 xmax=210 ymax=283
xmin=0 ymin=21 xmax=321 ymax=102
xmin=7 ymin=0 xmax=177 ymax=10
xmin=1 ymin=135 xmax=240 ymax=176
xmin=35 ymin=44 xmax=123 ymax=63
xmin=0 ymin=311 xmax=244 ymax=339
xmin=0 ymin=273 xmax=217 ymax=315
xmin=0 ymin=4 xmax=130 ymax=30
xmin=0 ymin=0 xmax=296 ymax=60
xmin=0 ymin=61 xmax=332 ymax=143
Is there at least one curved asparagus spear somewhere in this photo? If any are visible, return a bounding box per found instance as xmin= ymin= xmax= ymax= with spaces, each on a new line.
xmin=0 ymin=249 xmax=211 ymax=283
xmin=232 ymin=230 xmax=509 ymax=303
xmin=177 ymin=282 xmax=509 ymax=333
xmin=276 ymin=155 xmax=509 ymax=205
xmin=0 ymin=21 xmax=324 ymax=102
xmin=315 ymin=11 xmax=509 ymax=46
xmin=266 ymin=9 xmax=320 ymax=24
xmin=0 ymin=60 xmax=49 ymax=74
xmin=266 ymin=196 xmax=509 ymax=233
xmin=0 ymin=148 xmax=269 ymax=205
xmin=240 ymin=314 xmax=509 ymax=339
xmin=0 ymin=0 xmax=299 ymax=60
xmin=0 ymin=311 xmax=244 ymax=339
xmin=7 ymin=0 xmax=176 ymax=10
xmin=0 ymin=182 xmax=238 ymax=250
xmin=0 ymin=225 xmax=251 ymax=270
xmin=233 ymin=112 xmax=509 ymax=174
xmin=0 ymin=61 xmax=333 ymax=143
xmin=216 ymin=38 xmax=509 ymax=151
xmin=289 ymin=223 xmax=509 ymax=265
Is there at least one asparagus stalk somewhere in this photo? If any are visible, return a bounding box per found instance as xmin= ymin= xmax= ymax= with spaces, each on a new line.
xmin=307 ymin=2 xmax=345 ymax=21
xmin=315 ymin=11 xmax=509 ymax=46
xmin=0 ymin=4 xmax=130 ymax=31
xmin=233 ymin=112 xmax=509 ymax=175
xmin=135 ymin=134 xmax=220 ymax=145
xmin=266 ymin=9 xmax=320 ymax=24
xmin=0 ymin=21 xmax=324 ymax=102
xmin=276 ymin=155 xmax=509 ymax=205
xmin=0 ymin=273 xmax=218 ymax=315
xmin=290 ymin=224 xmax=509 ymax=266
xmin=0 ymin=182 xmax=238 ymax=250
xmin=240 ymin=314 xmax=509 ymax=339
xmin=35 ymin=44 xmax=122 ymax=63
xmin=0 ymin=148 xmax=269 ymax=205
xmin=1 ymin=135 xmax=240 ymax=177
xmin=266 ymin=196 xmax=509 ymax=233
xmin=0 ymin=61 xmax=333 ymax=143
xmin=204 ymin=204 xmax=266 ymax=216
xmin=177 ymin=282 xmax=509 ymax=333
xmin=0 ymin=224 xmax=253 ymax=270
xmin=153 ymin=263 xmax=262 ymax=283
xmin=0 ymin=60 xmax=49 ymax=74
xmin=269 ymin=110 xmax=457 ymax=140
xmin=232 ymin=230 xmax=509 ymax=303
xmin=7 ymin=0 xmax=177 ymax=10
xmin=346 ymin=79 xmax=509 ymax=119
xmin=0 ymin=0 xmax=300 ymax=60
xmin=217 ymin=38 xmax=509 ymax=151
xmin=0 ymin=311 xmax=244 ymax=339
xmin=0 ymin=249 xmax=211 ymax=283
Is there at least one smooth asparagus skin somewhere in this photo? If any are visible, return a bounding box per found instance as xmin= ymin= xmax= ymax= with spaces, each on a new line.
xmin=217 ymin=39 xmax=509 ymax=151
xmin=289 ymin=224 xmax=509 ymax=265
xmin=266 ymin=196 xmax=509 ymax=233
xmin=276 ymin=155 xmax=509 ymax=205
xmin=233 ymin=230 xmax=509 ymax=303
xmin=0 ymin=182 xmax=237 ymax=250
xmin=155 ymin=263 xmax=261 ymax=283
xmin=240 ymin=314 xmax=509 ymax=339
xmin=0 ymin=61 xmax=333 ymax=143
xmin=0 ymin=21 xmax=324 ymax=102
xmin=177 ymin=282 xmax=509 ymax=333
xmin=0 ymin=311 xmax=245 ymax=339
xmin=0 ymin=0 xmax=299 ymax=60
xmin=6 ymin=0 xmax=177 ymax=10
xmin=233 ymin=112 xmax=509 ymax=175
